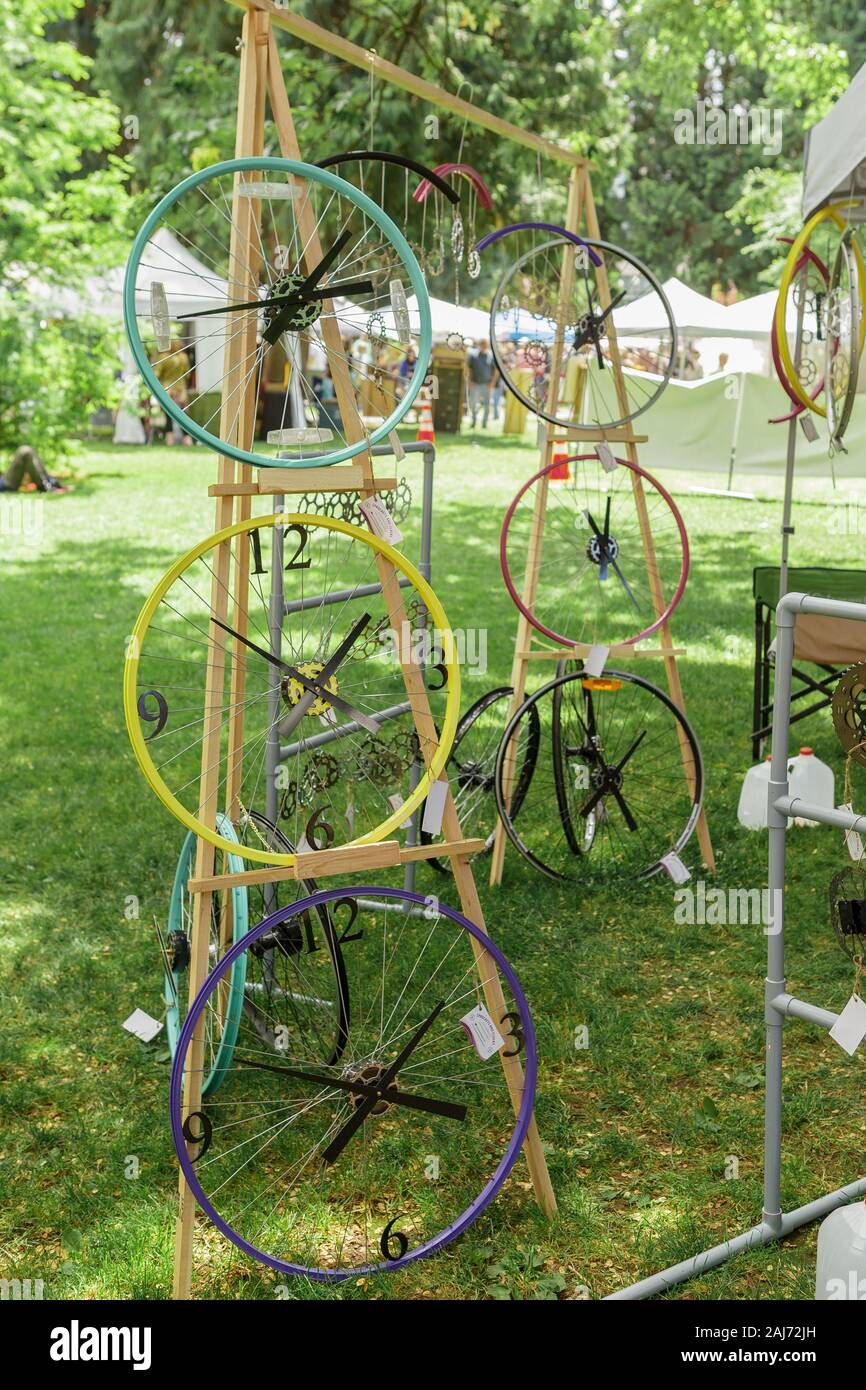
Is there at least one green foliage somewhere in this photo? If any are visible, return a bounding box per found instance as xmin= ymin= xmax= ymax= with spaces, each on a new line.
xmin=0 ymin=303 xmax=121 ymax=463
xmin=0 ymin=0 xmax=131 ymax=460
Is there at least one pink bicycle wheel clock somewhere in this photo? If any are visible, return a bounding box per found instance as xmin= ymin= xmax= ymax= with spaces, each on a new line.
xmin=501 ymin=454 xmax=689 ymax=648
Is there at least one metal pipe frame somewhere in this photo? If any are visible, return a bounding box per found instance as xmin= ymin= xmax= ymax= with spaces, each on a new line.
xmin=609 ymin=590 xmax=866 ymax=1299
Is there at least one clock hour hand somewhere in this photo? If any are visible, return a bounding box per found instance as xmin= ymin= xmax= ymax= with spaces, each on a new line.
xmin=277 ymin=611 xmax=375 ymax=739
xmin=211 ymin=614 xmax=380 ymax=733
xmin=238 ymin=1057 xmax=467 ymax=1122
xmin=176 ymin=278 xmax=375 ymax=322
xmin=322 ymin=1002 xmax=447 ymax=1165
xmin=297 ymin=229 xmax=352 ymax=298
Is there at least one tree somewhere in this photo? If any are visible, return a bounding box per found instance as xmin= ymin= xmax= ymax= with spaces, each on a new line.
xmin=0 ymin=0 xmax=132 ymax=460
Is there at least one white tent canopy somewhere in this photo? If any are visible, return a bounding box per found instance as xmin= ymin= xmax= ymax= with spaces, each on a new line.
xmin=802 ymin=59 xmax=866 ymax=220
xmin=377 ymin=292 xmax=490 ymax=344
xmin=614 ymin=276 xmax=737 ymax=338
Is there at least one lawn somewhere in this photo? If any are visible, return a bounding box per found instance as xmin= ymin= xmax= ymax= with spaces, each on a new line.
xmin=2 ymin=433 xmax=865 ymax=1302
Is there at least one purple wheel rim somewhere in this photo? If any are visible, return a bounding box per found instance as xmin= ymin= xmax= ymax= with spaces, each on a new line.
xmin=475 ymin=220 xmax=603 ymax=266
xmin=500 ymin=454 xmax=690 ymax=648
xmin=169 ymin=884 xmax=538 ymax=1283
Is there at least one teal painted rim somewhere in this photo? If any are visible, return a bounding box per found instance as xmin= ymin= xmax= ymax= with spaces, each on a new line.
xmin=164 ymin=813 xmax=248 ymax=1097
xmin=123 ymin=157 xmax=432 ymax=469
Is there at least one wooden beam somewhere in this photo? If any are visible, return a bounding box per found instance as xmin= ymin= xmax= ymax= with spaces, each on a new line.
xmin=226 ymin=0 xmax=585 ymax=168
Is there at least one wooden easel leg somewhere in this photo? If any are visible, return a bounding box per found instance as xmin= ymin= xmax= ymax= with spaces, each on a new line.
xmin=172 ymin=4 xmax=269 ymax=1301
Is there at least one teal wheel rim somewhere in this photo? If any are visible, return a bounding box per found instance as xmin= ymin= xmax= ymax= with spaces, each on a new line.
xmin=123 ymin=157 xmax=432 ymax=468
xmin=164 ymin=812 xmax=248 ymax=1096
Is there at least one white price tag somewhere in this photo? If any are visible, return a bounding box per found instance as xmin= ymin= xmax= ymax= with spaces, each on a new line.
xmin=799 ymin=414 xmax=819 ymax=443
xmin=583 ymin=644 xmax=609 ymax=678
xmin=829 ymin=994 xmax=866 ymax=1056
xmin=359 ymin=493 xmax=403 ymax=544
xmin=387 ymin=429 xmax=406 ymax=462
xmin=840 ymin=802 xmax=865 ymax=862
xmin=460 ymin=1003 xmax=505 ymax=1060
xmin=596 ymin=443 xmax=619 ymax=473
xmin=421 ymin=778 xmax=448 ymax=836
xmin=388 ymin=793 xmax=413 ymax=830
xmin=122 ymin=1009 xmax=162 ymax=1043
xmin=660 ymin=851 xmax=691 ymax=885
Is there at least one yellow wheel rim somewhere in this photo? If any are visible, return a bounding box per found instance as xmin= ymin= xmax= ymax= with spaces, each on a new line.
xmin=774 ymin=200 xmax=866 ymax=416
xmin=123 ymin=512 xmax=461 ymax=865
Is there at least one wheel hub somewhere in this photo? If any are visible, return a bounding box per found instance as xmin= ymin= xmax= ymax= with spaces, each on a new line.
xmin=456 ymin=758 xmax=494 ymax=793
xmin=262 ymin=272 xmax=320 ymax=340
xmin=281 ymin=660 xmax=338 ymax=718
xmin=586 ymin=533 xmax=618 ymax=566
xmin=344 ymin=1062 xmax=399 ymax=1115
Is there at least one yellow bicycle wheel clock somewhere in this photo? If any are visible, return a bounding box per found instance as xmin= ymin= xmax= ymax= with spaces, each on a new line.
xmin=774 ymin=200 xmax=866 ymax=418
xmin=124 ymin=513 xmax=460 ymax=865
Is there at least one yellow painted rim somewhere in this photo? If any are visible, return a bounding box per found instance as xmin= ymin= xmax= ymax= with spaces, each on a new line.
xmin=123 ymin=512 xmax=461 ymax=864
xmin=774 ymin=201 xmax=866 ymax=416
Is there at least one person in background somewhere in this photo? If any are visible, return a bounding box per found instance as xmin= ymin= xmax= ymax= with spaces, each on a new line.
xmin=466 ymin=338 xmax=495 ymax=429
xmin=397 ymin=345 xmax=417 ymax=399
xmin=715 ymin=352 xmax=730 ymax=375
xmin=152 ymin=339 xmax=193 ymax=445
xmin=0 ymin=445 xmax=67 ymax=493
xmin=490 ymin=360 xmax=504 ymax=422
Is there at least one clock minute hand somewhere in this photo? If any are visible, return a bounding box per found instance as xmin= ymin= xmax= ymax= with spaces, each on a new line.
xmin=277 ymin=611 xmax=375 ymax=739
xmin=238 ymin=1057 xmax=467 ymax=1122
xmin=210 ymin=615 xmax=380 ymax=733
xmin=176 ymin=278 xmax=375 ymax=323
xmin=323 ymin=1002 xmax=447 ymax=1165
xmin=298 ymin=229 xmax=353 ymax=298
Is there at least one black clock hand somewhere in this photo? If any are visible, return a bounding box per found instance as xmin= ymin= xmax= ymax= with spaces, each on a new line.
xmin=211 ymin=614 xmax=380 ymax=733
xmin=583 ymin=506 xmax=611 ymax=583
xmin=572 ymin=290 xmax=627 ymax=352
xmin=322 ymin=1002 xmax=447 ymax=1165
xmin=608 ymin=555 xmax=642 ymax=614
xmin=297 ymin=229 xmax=352 ymax=298
xmin=238 ymin=1057 xmax=467 ymax=1122
xmin=277 ymin=611 xmax=376 ymax=739
xmin=176 ymin=279 xmax=375 ymax=322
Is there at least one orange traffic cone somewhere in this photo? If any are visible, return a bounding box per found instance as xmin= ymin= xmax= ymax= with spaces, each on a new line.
xmin=416 ymin=397 xmax=436 ymax=445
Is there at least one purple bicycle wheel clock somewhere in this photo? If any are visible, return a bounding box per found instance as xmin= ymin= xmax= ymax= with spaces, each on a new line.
xmin=170 ymin=885 xmax=536 ymax=1281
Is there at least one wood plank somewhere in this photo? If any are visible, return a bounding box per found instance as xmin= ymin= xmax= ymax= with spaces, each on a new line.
xmin=229 ymin=0 xmax=585 ymax=167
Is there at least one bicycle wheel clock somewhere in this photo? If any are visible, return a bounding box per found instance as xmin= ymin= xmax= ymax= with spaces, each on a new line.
xmin=123 ymin=512 xmax=460 ymax=865
xmin=123 ymin=157 xmax=432 ymax=468
xmin=495 ymin=665 xmax=703 ymax=881
xmin=170 ymin=886 xmax=536 ymax=1279
xmin=476 ymin=223 xmax=677 ymax=431
xmin=501 ymin=454 xmax=689 ymax=649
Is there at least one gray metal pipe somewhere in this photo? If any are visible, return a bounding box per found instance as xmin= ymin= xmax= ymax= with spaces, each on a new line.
xmin=768 ymin=991 xmax=839 ymax=1031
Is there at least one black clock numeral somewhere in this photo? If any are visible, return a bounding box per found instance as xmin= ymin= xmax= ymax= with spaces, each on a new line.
xmin=182 ymin=1110 xmax=212 ymax=1160
xmin=284 ymin=524 xmax=311 ymax=571
xmin=250 ymin=528 xmax=267 ymax=576
xmin=379 ymin=1216 xmax=409 ymax=1261
xmin=331 ymin=897 xmax=363 ymax=944
xmin=137 ymin=689 xmax=168 ymax=740
xmin=304 ymin=806 xmax=335 ymax=852
xmin=500 ymin=1011 xmax=524 ymax=1057
xmin=427 ymin=663 xmax=447 ymax=691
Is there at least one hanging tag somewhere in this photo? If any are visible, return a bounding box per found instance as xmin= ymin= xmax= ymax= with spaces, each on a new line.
xmin=799 ymin=414 xmax=819 ymax=443
xmin=122 ymin=1008 xmax=162 ymax=1043
xmin=583 ymin=644 xmax=609 ymax=678
xmin=237 ymin=180 xmax=299 ymax=200
xmin=829 ymin=994 xmax=866 ymax=1056
xmin=839 ymin=802 xmax=865 ymax=861
xmin=345 ymin=786 xmax=355 ymax=837
xmin=536 ymin=419 xmax=547 ymax=450
xmin=388 ymin=793 xmax=413 ymax=829
xmin=319 ymin=707 xmax=338 ymax=727
xmin=421 ymin=778 xmax=449 ymax=836
xmin=267 ymin=427 xmax=333 ymax=446
xmin=460 ymin=1003 xmax=505 ymax=1060
xmin=359 ymin=493 xmax=403 ymax=544
xmin=150 ymin=283 xmax=171 ymax=352
xmin=295 ymin=833 xmax=312 ymax=853
xmin=660 ymin=851 xmax=691 ymax=885
xmin=389 ymin=280 xmax=412 ymax=346
xmin=596 ymin=443 xmax=619 ymax=473
xmin=388 ymin=429 xmax=406 ymax=462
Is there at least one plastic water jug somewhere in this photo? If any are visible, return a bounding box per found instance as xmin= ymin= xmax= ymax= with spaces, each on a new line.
xmin=787 ymin=747 xmax=834 ymax=826
xmin=737 ymin=757 xmax=772 ymax=829
xmin=815 ymin=1201 xmax=866 ymax=1300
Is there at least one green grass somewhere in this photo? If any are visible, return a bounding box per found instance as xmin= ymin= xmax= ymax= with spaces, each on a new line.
xmin=2 ymin=433 xmax=866 ymax=1302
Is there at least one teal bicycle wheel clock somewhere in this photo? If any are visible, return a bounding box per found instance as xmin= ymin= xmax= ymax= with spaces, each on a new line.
xmin=123 ymin=157 xmax=432 ymax=468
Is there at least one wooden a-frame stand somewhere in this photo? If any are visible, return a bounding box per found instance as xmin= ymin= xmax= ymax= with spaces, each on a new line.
xmin=172 ymin=2 xmax=556 ymax=1301
xmin=488 ymin=162 xmax=716 ymax=884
